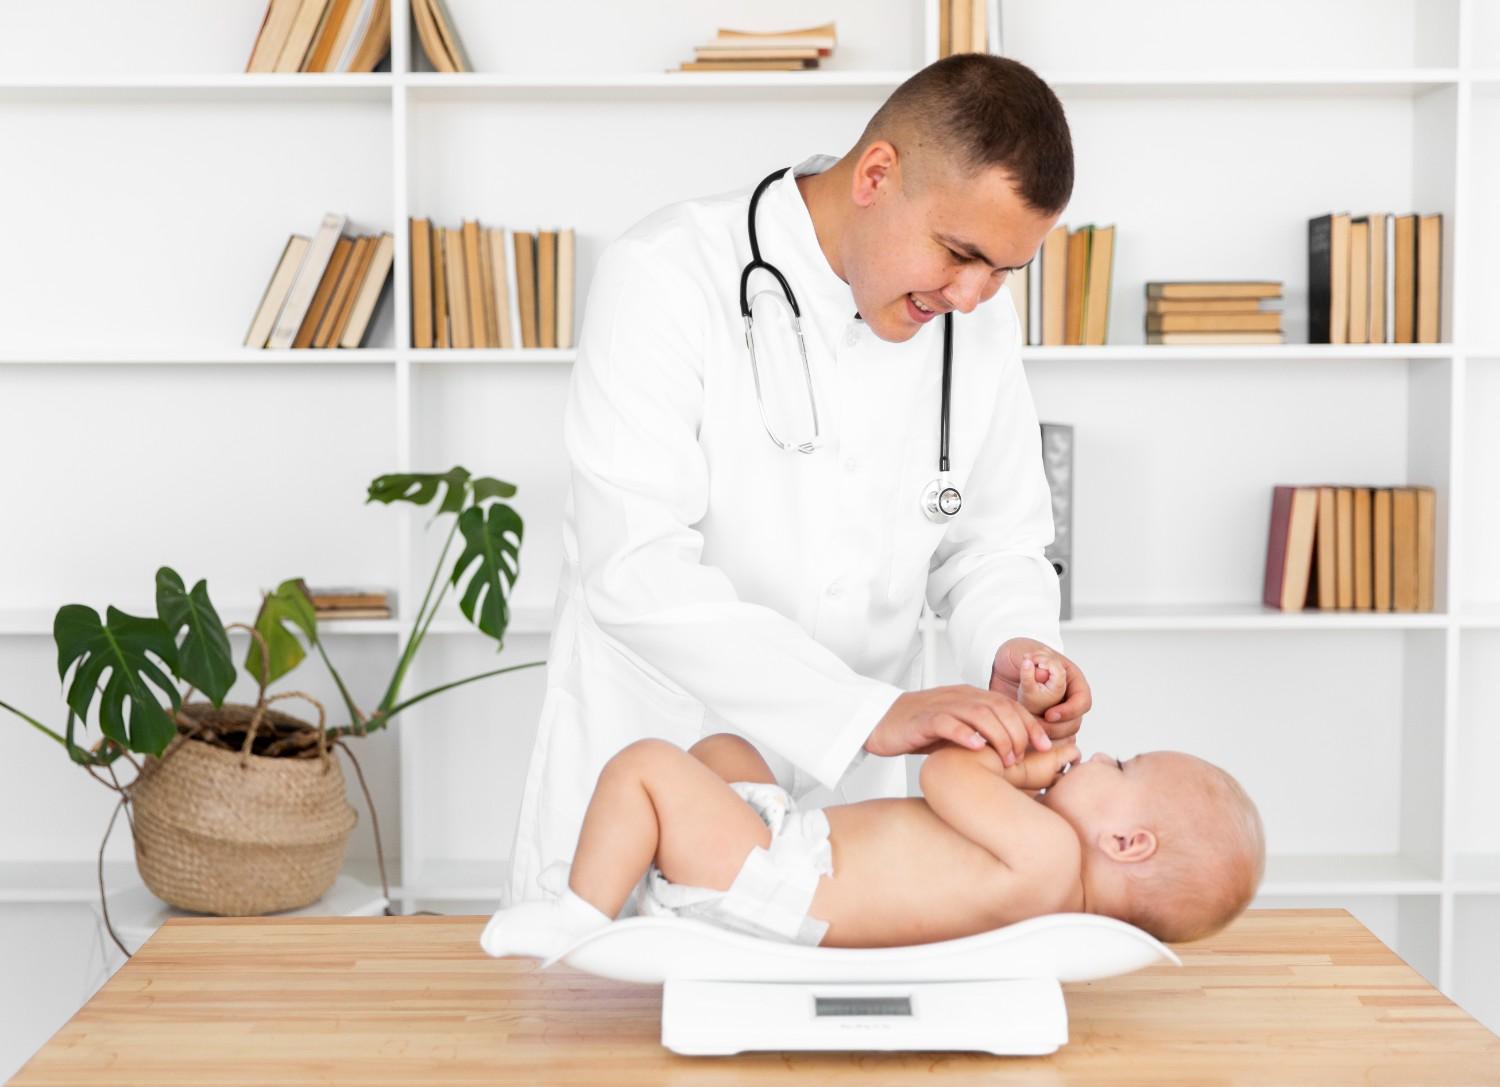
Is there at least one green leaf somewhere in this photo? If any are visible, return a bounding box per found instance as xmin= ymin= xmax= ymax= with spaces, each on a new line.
xmin=246 ymin=579 xmax=317 ymax=686
xmin=469 ymin=475 xmax=518 ymax=503
xmin=366 ymin=467 xmax=473 ymax=514
xmin=155 ymin=567 xmax=234 ymax=707
xmin=450 ymin=503 xmax=523 ymax=643
xmin=53 ymin=604 xmax=180 ymax=755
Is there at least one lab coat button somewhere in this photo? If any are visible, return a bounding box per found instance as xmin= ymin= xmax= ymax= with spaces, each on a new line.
xmin=826 ymin=580 xmax=843 ymax=597
xmin=843 ymin=328 xmax=859 ymax=348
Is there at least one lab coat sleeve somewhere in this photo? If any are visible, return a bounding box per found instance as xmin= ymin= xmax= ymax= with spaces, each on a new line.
xmin=927 ymin=304 xmax=1063 ymax=691
xmin=566 ymin=236 xmax=903 ymax=791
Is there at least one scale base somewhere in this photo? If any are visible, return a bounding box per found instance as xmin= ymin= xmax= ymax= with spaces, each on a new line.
xmin=661 ymin=977 xmax=1067 ymax=1056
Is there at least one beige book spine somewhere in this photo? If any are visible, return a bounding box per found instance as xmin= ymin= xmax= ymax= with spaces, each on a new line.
xmin=317 ymin=234 xmax=372 ymax=347
xmin=293 ymin=234 xmax=352 ymax=349
xmin=1353 ymin=487 xmax=1372 ymax=610
xmin=274 ymin=0 xmax=331 ymax=72
xmin=489 ymin=228 xmax=514 ymax=350
xmin=411 ymin=218 xmax=433 ymax=349
xmin=462 ymin=221 xmax=486 ymax=348
xmin=445 ymin=226 xmax=471 ymax=348
xmin=478 ymin=225 xmax=499 ymax=349
xmin=1391 ymin=488 xmax=1418 ymax=611
xmin=557 ymin=227 xmax=575 ymax=350
xmin=1416 ymin=487 xmax=1435 ymax=611
xmin=538 ymin=230 xmax=557 ymax=350
xmin=1316 ymin=486 xmax=1336 ymax=609
xmin=340 ymin=233 xmax=395 ymax=349
xmin=245 ymin=234 xmax=309 ymax=348
xmin=1335 ymin=487 xmax=1354 ymax=608
xmin=432 ymin=224 xmax=449 ymax=348
xmin=1373 ymin=488 xmax=1393 ymax=611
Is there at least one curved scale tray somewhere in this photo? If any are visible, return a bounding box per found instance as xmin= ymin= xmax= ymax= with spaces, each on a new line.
xmin=544 ymin=912 xmax=1180 ymax=984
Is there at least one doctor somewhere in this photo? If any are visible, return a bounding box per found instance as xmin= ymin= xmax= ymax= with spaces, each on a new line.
xmin=508 ymin=54 xmax=1091 ymax=908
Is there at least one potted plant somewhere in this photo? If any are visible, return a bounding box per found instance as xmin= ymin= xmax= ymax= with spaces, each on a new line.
xmin=1 ymin=466 xmax=541 ymax=951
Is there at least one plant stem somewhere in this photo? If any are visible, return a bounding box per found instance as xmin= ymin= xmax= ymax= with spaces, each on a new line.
xmin=379 ymin=513 xmax=463 ymax=712
xmin=0 ymin=699 xmax=69 ymax=749
xmin=328 ymin=659 xmax=543 ymax=739
xmin=313 ymin=637 xmax=364 ymax=726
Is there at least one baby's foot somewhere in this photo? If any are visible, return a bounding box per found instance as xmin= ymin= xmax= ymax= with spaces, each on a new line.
xmin=479 ymin=888 xmax=612 ymax=961
xmin=1019 ymin=654 xmax=1067 ymax=716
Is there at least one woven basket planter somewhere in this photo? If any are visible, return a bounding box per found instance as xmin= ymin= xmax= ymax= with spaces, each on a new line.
xmin=126 ymin=701 xmax=358 ymax=916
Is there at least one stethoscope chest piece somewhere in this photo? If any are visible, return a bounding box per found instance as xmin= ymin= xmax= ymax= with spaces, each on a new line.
xmin=922 ymin=473 xmax=963 ymax=523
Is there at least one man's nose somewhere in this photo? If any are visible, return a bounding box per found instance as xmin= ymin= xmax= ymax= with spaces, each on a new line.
xmin=942 ymin=265 xmax=990 ymax=314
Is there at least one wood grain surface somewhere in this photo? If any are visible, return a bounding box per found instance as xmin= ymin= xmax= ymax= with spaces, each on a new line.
xmin=10 ymin=908 xmax=1499 ymax=1085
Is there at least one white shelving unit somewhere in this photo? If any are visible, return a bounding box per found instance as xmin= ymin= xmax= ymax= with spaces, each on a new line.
xmin=2 ymin=0 xmax=1499 ymax=1061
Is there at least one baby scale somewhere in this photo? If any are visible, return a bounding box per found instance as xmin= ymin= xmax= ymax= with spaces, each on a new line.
xmin=542 ymin=911 xmax=1180 ymax=1056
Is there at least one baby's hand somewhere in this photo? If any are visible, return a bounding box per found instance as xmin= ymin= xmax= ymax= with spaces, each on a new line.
xmin=1018 ymin=652 xmax=1067 ymax=716
xmin=1001 ymin=739 xmax=1081 ymax=793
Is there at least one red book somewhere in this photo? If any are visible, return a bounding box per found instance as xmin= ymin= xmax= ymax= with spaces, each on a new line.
xmin=1264 ymin=486 xmax=1319 ymax=611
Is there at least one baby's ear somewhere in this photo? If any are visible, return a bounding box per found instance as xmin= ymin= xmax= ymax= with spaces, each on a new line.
xmin=1098 ymin=828 xmax=1157 ymax=864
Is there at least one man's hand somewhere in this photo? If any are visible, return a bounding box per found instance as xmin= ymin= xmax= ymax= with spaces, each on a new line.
xmin=865 ymin=684 xmax=1052 ymax=768
xmin=990 ymin=638 xmax=1091 ymax=741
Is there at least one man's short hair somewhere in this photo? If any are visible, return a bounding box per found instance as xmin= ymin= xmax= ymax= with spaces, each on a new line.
xmin=857 ymin=53 xmax=1074 ymax=214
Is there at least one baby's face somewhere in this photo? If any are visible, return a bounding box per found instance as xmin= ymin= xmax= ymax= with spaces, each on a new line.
xmin=1039 ymin=750 xmax=1178 ymax=840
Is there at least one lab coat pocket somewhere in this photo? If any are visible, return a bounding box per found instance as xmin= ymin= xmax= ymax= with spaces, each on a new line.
xmin=575 ymin=622 xmax=705 ymax=747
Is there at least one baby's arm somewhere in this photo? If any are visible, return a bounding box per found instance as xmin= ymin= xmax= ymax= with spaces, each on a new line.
xmin=919 ymin=744 xmax=1080 ymax=873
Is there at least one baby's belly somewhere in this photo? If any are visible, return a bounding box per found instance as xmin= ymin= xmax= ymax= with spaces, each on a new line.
xmin=810 ymin=797 xmax=1030 ymax=948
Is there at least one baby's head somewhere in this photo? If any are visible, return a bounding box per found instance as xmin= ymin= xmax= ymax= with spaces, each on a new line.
xmin=1040 ymin=750 xmax=1264 ymax=942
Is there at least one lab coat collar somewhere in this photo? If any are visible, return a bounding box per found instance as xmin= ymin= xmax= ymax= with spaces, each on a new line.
xmin=767 ymin=153 xmax=861 ymax=324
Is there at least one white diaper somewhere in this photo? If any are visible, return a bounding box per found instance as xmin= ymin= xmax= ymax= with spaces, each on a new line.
xmin=634 ymin=780 xmax=835 ymax=946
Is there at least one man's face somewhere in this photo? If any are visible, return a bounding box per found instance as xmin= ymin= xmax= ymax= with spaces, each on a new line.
xmin=846 ymin=146 xmax=1061 ymax=343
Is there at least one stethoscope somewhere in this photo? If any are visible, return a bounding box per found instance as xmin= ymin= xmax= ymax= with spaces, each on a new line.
xmin=740 ymin=167 xmax=963 ymax=525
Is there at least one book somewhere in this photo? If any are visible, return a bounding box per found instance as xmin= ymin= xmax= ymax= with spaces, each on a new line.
xmin=1417 ymin=213 xmax=1442 ymax=344
xmin=1391 ymin=488 xmax=1418 ymax=611
xmin=1063 ymin=225 xmax=1090 ymax=346
xmin=411 ymin=218 xmax=433 ymax=349
xmin=1006 ymin=263 xmax=1028 ymax=344
xmin=1393 ymin=213 xmax=1416 ymax=344
xmin=432 ymin=223 xmax=449 ymax=348
xmin=711 ymin=24 xmax=836 ymax=50
xmin=274 ymin=0 xmax=331 ymax=73
xmin=1146 ymin=297 xmax=1267 ymax=314
xmin=693 ymin=47 xmax=823 ymax=61
xmin=1039 ymin=422 xmax=1073 ymax=620
xmin=488 ymin=228 xmax=514 ymax=350
xmin=538 ymin=229 xmax=558 ymax=350
xmin=1367 ymin=212 xmax=1387 ymax=344
xmin=1416 ymin=486 xmax=1435 ymax=611
xmin=268 ymin=212 xmax=346 ymax=349
xmin=1308 ymin=213 xmax=1351 ymax=344
xmin=1263 ymin=485 xmax=1318 ymax=612
xmin=1145 ymin=281 xmax=1281 ymax=300
xmin=1373 ymin=488 xmax=1393 ymax=611
xmin=557 ymin=227 xmax=576 ymax=350
xmin=292 ymin=234 xmax=352 ymax=348
xmin=445 ymin=226 xmax=471 ymax=348
xmin=1082 ymin=224 xmax=1113 ymax=346
xmin=333 ymin=0 xmax=389 ymax=73
xmin=1040 ymin=225 xmax=1068 ymax=346
xmin=1335 ymin=486 xmax=1354 ymax=608
xmin=1353 ymin=486 xmax=1372 ymax=610
xmin=1315 ymin=485 xmax=1336 ymax=609
xmin=306 ymin=586 xmax=391 ymax=607
xmin=1145 ymin=332 xmax=1284 ymax=345
xmin=1348 ymin=217 xmax=1369 ymax=346
xmin=303 ymin=0 xmax=356 ymax=72
xmin=246 ymin=0 xmax=304 ymax=73
xmin=427 ymin=0 xmax=471 ymax=71
xmin=462 ymin=220 xmax=486 ymax=348
xmin=340 ymin=232 xmax=394 ymax=348
xmin=1027 ymin=255 xmax=1041 ymax=346
xmin=413 ymin=0 xmax=468 ymax=72
xmin=478 ymin=222 xmax=499 ymax=349
xmin=314 ymin=234 xmax=371 ymax=348
xmin=1146 ymin=312 xmax=1282 ymax=333
xmin=504 ymin=227 xmax=523 ymax=349
xmin=514 ymin=231 xmax=538 ymax=349
xmin=244 ymin=234 xmax=309 ymax=348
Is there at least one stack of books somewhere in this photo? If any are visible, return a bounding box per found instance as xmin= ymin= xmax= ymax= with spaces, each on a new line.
xmin=1009 ymin=223 xmax=1115 ymax=346
xmin=1263 ymin=484 xmax=1436 ymax=613
xmin=1143 ymin=281 xmax=1283 ymax=345
xmin=245 ymin=213 xmax=395 ymax=350
xmin=672 ymin=24 xmax=835 ymax=73
xmin=246 ymin=0 xmax=391 ymax=73
xmin=411 ymin=0 xmax=470 ymax=73
xmin=1308 ymin=212 xmax=1442 ymax=344
xmin=302 ymin=583 xmax=394 ymax=620
xmin=939 ymin=0 xmax=996 ymax=56
xmin=409 ymin=219 xmax=574 ymax=350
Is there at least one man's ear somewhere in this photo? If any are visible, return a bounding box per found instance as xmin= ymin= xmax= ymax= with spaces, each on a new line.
xmin=1096 ymin=827 xmax=1157 ymax=864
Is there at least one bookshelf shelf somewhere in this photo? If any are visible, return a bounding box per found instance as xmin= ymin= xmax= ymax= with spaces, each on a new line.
xmin=1258 ymin=853 xmax=1443 ymax=896
xmin=1021 ymin=345 xmax=1454 ymax=363
xmin=402 ymin=70 xmax=922 ymax=97
xmin=0 ymin=75 xmax=393 ymax=101
xmin=0 ymin=349 xmax=399 ymax=366
xmin=408 ymin=348 xmax=575 ymax=365
xmin=1041 ymin=69 xmax=1462 ymax=97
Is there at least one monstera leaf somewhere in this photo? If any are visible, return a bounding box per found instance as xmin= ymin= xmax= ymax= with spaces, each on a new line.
xmin=54 ymin=604 xmax=181 ymax=755
xmin=450 ymin=503 xmax=523 ymax=642
xmin=246 ymin=578 xmax=317 ymax=686
xmin=366 ymin=467 xmax=517 ymax=516
xmin=155 ymin=567 xmax=233 ymax=707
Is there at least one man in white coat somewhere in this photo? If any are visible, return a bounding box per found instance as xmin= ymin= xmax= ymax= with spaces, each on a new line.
xmin=507 ymin=54 xmax=1092 ymax=908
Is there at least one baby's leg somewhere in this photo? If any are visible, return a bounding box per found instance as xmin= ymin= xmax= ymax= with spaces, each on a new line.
xmin=569 ymin=738 xmax=773 ymax=917
xmin=688 ymin=732 xmax=778 ymax=785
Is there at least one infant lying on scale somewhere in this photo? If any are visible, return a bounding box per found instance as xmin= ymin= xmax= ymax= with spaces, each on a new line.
xmin=481 ymin=652 xmax=1266 ymax=959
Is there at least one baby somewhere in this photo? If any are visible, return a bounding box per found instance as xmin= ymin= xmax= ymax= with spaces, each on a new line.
xmin=482 ymin=653 xmax=1265 ymax=960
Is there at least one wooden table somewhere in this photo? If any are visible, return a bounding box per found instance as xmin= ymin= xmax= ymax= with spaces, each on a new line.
xmin=10 ymin=908 xmax=1498 ymax=1085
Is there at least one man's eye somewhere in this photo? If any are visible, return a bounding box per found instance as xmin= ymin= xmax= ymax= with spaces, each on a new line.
xmin=948 ymin=248 xmax=968 ymax=263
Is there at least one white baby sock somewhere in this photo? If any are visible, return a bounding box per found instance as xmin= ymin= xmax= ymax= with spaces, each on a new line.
xmin=479 ymin=887 xmax=613 ymax=961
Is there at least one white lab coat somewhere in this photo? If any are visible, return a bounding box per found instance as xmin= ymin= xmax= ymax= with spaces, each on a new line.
xmin=505 ymin=153 xmax=1062 ymax=907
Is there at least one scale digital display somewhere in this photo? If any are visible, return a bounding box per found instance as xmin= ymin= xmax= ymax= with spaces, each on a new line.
xmin=813 ymin=995 xmax=914 ymax=1017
